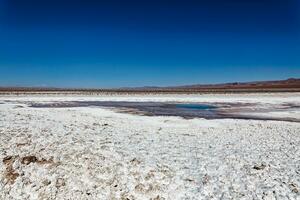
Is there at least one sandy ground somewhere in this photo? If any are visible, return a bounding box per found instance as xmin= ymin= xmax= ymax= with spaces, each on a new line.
xmin=0 ymin=93 xmax=300 ymax=200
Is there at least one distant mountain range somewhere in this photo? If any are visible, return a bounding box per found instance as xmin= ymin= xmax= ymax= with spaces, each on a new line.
xmin=122 ymin=78 xmax=300 ymax=91
xmin=1 ymin=78 xmax=300 ymax=93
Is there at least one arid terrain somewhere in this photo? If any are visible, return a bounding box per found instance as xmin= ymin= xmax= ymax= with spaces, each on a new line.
xmin=1 ymin=93 xmax=300 ymax=199
xmin=1 ymin=78 xmax=300 ymax=94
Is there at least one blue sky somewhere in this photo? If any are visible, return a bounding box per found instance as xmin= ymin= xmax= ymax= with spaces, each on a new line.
xmin=0 ymin=0 xmax=299 ymax=88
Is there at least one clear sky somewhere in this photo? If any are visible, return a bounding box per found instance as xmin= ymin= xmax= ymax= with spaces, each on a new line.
xmin=0 ymin=0 xmax=299 ymax=88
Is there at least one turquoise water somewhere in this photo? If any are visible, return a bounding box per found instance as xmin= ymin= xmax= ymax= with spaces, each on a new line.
xmin=175 ymin=104 xmax=216 ymax=110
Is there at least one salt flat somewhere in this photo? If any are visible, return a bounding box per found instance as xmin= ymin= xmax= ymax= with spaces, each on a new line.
xmin=0 ymin=93 xmax=300 ymax=199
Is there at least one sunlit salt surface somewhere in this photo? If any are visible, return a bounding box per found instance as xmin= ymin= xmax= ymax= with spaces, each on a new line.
xmin=1 ymin=93 xmax=300 ymax=199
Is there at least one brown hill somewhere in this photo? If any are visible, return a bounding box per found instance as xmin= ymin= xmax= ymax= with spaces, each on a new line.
xmin=168 ymin=78 xmax=300 ymax=89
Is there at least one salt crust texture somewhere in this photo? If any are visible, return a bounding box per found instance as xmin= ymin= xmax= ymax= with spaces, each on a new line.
xmin=0 ymin=93 xmax=300 ymax=200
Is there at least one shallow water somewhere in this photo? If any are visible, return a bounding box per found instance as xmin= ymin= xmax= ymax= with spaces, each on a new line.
xmin=175 ymin=104 xmax=216 ymax=110
xmin=30 ymin=101 xmax=219 ymax=118
xmin=28 ymin=101 xmax=300 ymax=122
